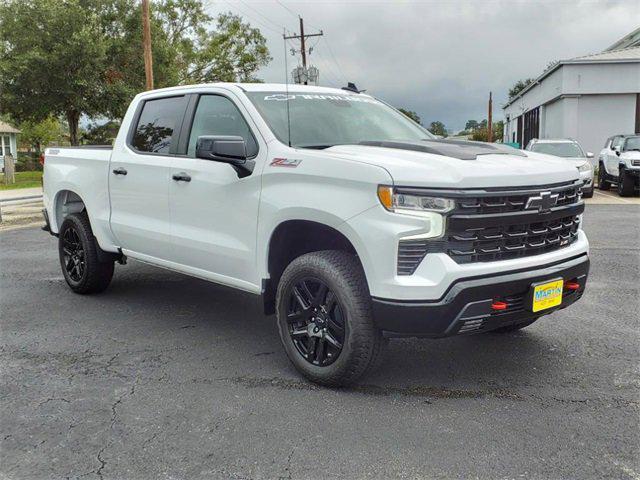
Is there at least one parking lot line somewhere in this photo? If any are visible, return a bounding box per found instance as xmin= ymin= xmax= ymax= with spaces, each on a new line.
xmin=592 ymin=190 xmax=636 ymax=204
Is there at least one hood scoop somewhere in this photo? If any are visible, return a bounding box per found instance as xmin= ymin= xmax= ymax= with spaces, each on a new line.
xmin=358 ymin=139 xmax=526 ymax=161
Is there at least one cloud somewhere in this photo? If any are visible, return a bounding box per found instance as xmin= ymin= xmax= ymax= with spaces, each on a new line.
xmin=206 ymin=0 xmax=639 ymax=131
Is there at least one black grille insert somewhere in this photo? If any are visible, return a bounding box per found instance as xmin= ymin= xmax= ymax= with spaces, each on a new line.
xmin=396 ymin=181 xmax=584 ymax=274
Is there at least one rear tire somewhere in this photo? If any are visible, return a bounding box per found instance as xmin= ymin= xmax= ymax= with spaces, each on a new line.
xmin=618 ymin=169 xmax=635 ymax=197
xmin=598 ymin=164 xmax=611 ymax=190
xmin=276 ymin=250 xmax=383 ymax=387
xmin=58 ymin=212 xmax=114 ymax=294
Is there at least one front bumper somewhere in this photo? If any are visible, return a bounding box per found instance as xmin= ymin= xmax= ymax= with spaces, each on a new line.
xmin=372 ymin=253 xmax=589 ymax=338
xmin=624 ymin=168 xmax=640 ymax=179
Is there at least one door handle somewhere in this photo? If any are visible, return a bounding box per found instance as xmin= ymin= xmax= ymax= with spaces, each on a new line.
xmin=172 ymin=172 xmax=191 ymax=182
xmin=112 ymin=167 xmax=127 ymax=176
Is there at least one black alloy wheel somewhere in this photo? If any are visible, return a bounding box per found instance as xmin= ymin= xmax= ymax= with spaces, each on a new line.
xmin=58 ymin=212 xmax=115 ymax=294
xmin=62 ymin=225 xmax=85 ymax=282
xmin=275 ymin=250 xmax=384 ymax=386
xmin=286 ymin=278 xmax=345 ymax=366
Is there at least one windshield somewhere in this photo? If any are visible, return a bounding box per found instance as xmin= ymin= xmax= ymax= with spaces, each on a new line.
xmin=530 ymin=142 xmax=584 ymax=158
xmin=246 ymin=92 xmax=433 ymax=148
xmin=623 ymin=136 xmax=640 ymax=151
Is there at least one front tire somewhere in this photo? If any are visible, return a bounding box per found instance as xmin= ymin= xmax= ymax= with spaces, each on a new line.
xmin=582 ymin=186 xmax=593 ymax=198
xmin=618 ymin=169 xmax=635 ymax=197
xmin=59 ymin=212 xmax=114 ymax=294
xmin=276 ymin=251 xmax=383 ymax=387
xmin=598 ymin=164 xmax=611 ymax=190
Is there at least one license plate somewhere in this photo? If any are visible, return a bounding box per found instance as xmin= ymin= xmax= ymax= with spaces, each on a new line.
xmin=531 ymin=278 xmax=563 ymax=312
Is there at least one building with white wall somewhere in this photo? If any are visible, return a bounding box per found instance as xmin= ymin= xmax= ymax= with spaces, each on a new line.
xmin=503 ymin=29 xmax=640 ymax=157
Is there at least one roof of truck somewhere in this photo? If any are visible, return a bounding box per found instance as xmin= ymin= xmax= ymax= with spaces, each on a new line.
xmin=137 ymin=83 xmax=369 ymax=98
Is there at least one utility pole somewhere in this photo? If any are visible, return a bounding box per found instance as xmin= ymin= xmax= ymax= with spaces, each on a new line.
xmin=142 ymin=0 xmax=154 ymax=90
xmin=284 ymin=17 xmax=323 ymax=84
xmin=487 ymin=91 xmax=493 ymax=143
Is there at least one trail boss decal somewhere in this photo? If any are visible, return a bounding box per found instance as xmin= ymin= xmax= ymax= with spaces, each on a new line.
xmin=264 ymin=94 xmax=378 ymax=104
xmin=270 ymin=158 xmax=302 ymax=168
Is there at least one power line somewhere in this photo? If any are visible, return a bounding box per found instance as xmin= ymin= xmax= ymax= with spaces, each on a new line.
xmin=236 ymin=0 xmax=287 ymax=32
xmin=275 ymin=0 xmax=298 ymax=19
xmin=321 ymin=37 xmax=348 ymax=84
xmin=217 ymin=0 xmax=284 ymax=35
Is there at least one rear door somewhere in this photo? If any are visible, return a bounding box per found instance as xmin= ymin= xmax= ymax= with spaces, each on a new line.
xmin=167 ymin=92 xmax=265 ymax=292
xmin=109 ymin=95 xmax=188 ymax=259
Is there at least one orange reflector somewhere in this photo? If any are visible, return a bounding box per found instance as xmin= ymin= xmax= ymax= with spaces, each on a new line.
xmin=491 ymin=301 xmax=508 ymax=311
xmin=565 ymin=281 xmax=580 ymax=291
xmin=377 ymin=185 xmax=393 ymax=210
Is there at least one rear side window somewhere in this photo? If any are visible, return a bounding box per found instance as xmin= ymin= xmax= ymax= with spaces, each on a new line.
xmin=131 ymin=96 xmax=186 ymax=154
xmin=187 ymin=95 xmax=258 ymax=158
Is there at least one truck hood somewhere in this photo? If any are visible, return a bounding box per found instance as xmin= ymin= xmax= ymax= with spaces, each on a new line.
xmin=325 ymin=143 xmax=580 ymax=188
xmin=621 ymin=151 xmax=640 ymax=160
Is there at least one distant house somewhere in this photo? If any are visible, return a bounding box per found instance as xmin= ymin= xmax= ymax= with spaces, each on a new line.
xmin=502 ymin=28 xmax=640 ymax=156
xmin=0 ymin=120 xmax=20 ymax=160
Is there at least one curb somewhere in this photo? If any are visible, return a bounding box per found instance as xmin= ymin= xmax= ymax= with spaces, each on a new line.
xmin=0 ymin=194 xmax=43 ymax=204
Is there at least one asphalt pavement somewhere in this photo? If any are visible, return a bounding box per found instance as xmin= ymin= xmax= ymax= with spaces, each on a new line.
xmin=1 ymin=204 xmax=639 ymax=479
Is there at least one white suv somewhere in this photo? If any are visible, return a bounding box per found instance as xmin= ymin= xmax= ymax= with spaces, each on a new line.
xmin=598 ymin=135 xmax=640 ymax=196
xmin=525 ymin=139 xmax=594 ymax=198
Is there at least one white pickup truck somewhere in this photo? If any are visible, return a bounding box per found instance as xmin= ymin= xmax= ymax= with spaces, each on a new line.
xmin=43 ymin=83 xmax=590 ymax=386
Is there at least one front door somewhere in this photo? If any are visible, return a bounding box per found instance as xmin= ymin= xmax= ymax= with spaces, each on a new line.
xmin=168 ymin=93 xmax=265 ymax=292
xmin=109 ymin=95 xmax=188 ymax=259
xmin=608 ymin=136 xmax=623 ymax=177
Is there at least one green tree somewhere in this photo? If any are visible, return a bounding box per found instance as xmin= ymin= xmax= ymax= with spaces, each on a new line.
xmin=397 ymin=108 xmax=421 ymax=125
xmin=508 ymin=78 xmax=535 ymax=100
xmin=428 ymin=121 xmax=447 ymax=137
xmin=19 ymin=117 xmax=64 ymax=153
xmin=471 ymin=121 xmax=504 ymax=142
xmin=0 ymin=0 xmax=271 ymax=145
xmin=465 ymin=120 xmax=479 ymax=131
xmin=81 ymin=120 xmax=121 ymax=145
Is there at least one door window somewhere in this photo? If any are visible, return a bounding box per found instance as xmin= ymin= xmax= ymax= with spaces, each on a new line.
xmin=611 ymin=136 xmax=623 ymax=150
xmin=131 ymin=96 xmax=186 ymax=154
xmin=187 ymin=95 xmax=258 ymax=158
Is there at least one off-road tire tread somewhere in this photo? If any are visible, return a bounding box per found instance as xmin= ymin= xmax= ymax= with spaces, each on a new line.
xmin=598 ymin=163 xmax=611 ymax=190
xmin=618 ymin=169 xmax=634 ymax=197
xmin=59 ymin=212 xmax=114 ymax=294
xmin=276 ymin=250 xmax=383 ymax=387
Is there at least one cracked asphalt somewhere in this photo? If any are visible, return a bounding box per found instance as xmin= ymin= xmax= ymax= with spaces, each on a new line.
xmin=1 ymin=204 xmax=639 ymax=479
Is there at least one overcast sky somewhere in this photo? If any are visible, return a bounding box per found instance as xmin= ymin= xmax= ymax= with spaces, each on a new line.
xmin=204 ymin=0 xmax=639 ymax=132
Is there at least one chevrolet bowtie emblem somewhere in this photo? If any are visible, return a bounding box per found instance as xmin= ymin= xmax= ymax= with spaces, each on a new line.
xmin=525 ymin=191 xmax=559 ymax=213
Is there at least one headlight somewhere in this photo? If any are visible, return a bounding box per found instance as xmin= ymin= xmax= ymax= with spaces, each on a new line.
xmin=577 ymin=162 xmax=591 ymax=173
xmin=377 ymin=186 xmax=455 ymax=214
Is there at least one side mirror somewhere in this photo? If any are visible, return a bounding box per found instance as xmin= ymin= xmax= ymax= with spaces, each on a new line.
xmin=586 ymin=152 xmax=594 ymax=158
xmin=195 ymin=135 xmax=254 ymax=177
xmin=614 ymin=146 xmax=621 ymax=156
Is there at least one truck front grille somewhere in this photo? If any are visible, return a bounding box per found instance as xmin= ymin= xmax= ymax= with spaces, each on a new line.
xmin=455 ymin=182 xmax=581 ymax=214
xmin=396 ymin=181 xmax=584 ymax=274
xmin=443 ymin=213 xmax=580 ymax=263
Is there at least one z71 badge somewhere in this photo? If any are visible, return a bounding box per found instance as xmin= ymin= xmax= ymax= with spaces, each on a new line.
xmin=270 ymin=158 xmax=302 ymax=168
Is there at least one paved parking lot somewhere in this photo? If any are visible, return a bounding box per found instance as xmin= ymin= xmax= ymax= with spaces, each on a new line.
xmin=1 ymin=204 xmax=639 ymax=479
